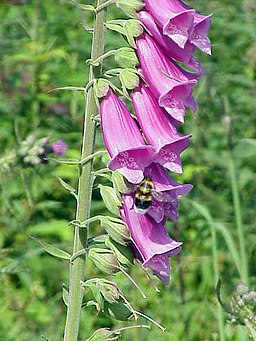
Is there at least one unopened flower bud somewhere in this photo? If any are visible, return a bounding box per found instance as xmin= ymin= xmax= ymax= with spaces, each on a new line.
xmin=94 ymin=78 xmax=110 ymax=98
xmin=120 ymin=69 xmax=139 ymax=90
xmin=99 ymin=185 xmax=122 ymax=216
xmin=89 ymin=249 xmax=119 ymax=274
xmin=114 ymin=47 xmax=138 ymax=68
xmin=101 ymin=217 xmax=130 ymax=246
xmin=98 ymin=279 xmax=120 ymax=304
xmin=124 ymin=19 xmax=143 ymax=38
xmin=112 ymin=171 xmax=132 ymax=194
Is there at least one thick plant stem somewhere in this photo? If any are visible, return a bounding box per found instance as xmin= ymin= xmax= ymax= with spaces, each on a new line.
xmin=63 ymin=1 xmax=108 ymax=340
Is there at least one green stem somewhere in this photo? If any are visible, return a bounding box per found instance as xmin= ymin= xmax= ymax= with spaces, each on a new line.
xmin=87 ymin=49 xmax=117 ymax=66
xmin=210 ymin=223 xmax=226 ymax=341
xmin=96 ymin=0 xmax=115 ymax=12
xmin=63 ymin=1 xmax=108 ymax=340
xmin=228 ymin=152 xmax=249 ymax=285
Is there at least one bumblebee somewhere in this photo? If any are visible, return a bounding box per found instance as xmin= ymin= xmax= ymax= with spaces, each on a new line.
xmin=134 ymin=177 xmax=154 ymax=214
xmin=133 ymin=177 xmax=173 ymax=214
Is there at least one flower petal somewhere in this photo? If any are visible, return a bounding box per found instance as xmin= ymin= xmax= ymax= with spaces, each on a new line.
xmin=100 ymin=91 xmax=155 ymax=183
xmin=121 ymin=195 xmax=182 ymax=284
xmin=138 ymin=10 xmax=203 ymax=76
xmin=144 ymin=0 xmax=195 ymax=48
xmin=132 ymin=84 xmax=191 ymax=172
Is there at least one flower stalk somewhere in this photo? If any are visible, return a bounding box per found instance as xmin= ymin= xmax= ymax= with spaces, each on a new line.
xmin=63 ymin=1 xmax=108 ymax=340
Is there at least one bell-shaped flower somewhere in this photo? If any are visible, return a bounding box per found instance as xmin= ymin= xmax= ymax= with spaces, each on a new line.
xmin=144 ymin=0 xmax=195 ymax=48
xmin=132 ymin=83 xmax=191 ymax=172
xmin=190 ymin=12 xmax=212 ymax=55
xmin=176 ymin=1 xmax=212 ymax=54
xmin=138 ymin=10 xmax=202 ymax=77
xmin=120 ymin=194 xmax=182 ymax=284
xmin=143 ymin=162 xmax=192 ymax=222
xmin=136 ymin=33 xmax=197 ymax=123
xmin=100 ymin=91 xmax=155 ymax=184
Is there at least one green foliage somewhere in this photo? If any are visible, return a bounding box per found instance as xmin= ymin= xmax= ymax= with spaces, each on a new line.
xmin=0 ymin=0 xmax=255 ymax=340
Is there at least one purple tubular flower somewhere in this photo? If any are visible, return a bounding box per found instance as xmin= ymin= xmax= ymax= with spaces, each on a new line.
xmin=143 ymin=162 xmax=193 ymax=222
xmin=136 ymin=33 xmax=197 ymax=123
xmin=51 ymin=140 xmax=68 ymax=156
xmin=190 ymin=13 xmax=212 ymax=55
xmin=144 ymin=0 xmax=195 ymax=48
xmin=120 ymin=195 xmax=182 ymax=284
xmin=100 ymin=91 xmax=155 ymax=184
xmin=138 ymin=10 xmax=203 ymax=77
xmin=132 ymin=84 xmax=191 ymax=173
xmin=176 ymin=1 xmax=212 ymax=54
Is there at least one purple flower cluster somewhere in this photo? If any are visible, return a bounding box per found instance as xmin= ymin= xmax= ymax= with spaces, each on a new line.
xmin=100 ymin=0 xmax=211 ymax=284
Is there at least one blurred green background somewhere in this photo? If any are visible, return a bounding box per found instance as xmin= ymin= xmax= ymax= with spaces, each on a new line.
xmin=0 ymin=0 xmax=255 ymax=340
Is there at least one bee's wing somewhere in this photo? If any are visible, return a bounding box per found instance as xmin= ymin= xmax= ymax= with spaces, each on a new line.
xmin=127 ymin=183 xmax=138 ymax=193
xmin=152 ymin=190 xmax=174 ymax=202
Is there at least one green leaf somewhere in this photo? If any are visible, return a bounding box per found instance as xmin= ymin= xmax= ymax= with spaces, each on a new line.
xmin=215 ymin=223 xmax=242 ymax=276
xmin=233 ymin=138 xmax=256 ymax=159
xmin=99 ymin=185 xmax=122 ymax=216
xmin=56 ymin=176 xmax=77 ymax=199
xmin=30 ymin=236 xmax=71 ymax=260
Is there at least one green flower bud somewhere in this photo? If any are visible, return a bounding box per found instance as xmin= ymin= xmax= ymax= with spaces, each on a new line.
xmin=86 ymin=328 xmax=120 ymax=341
xmin=106 ymin=238 xmax=134 ymax=268
xmin=94 ymin=78 xmax=110 ymax=98
xmin=124 ymin=19 xmax=143 ymax=38
xmin=112 ymin=171 xmax=133 ymax=194
xmin=101 ymin=217 xmax=130 ymax=246
xmin=114 ymin=47 xmax=138 ymax=68
xmin=99 ymin=185 xmax=122 ymax=216
xmin=98 ymin=280 xmax=120 ymax=304
xmin=116 ymin=0 xmax=144 ymax=18
xmin=89 ymin=249 xmax=119 ymax=274
xmin=120 ymin=69 xmax=140 ymax=90
xmin=103 ymin=301 xmax=132 ymax=321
